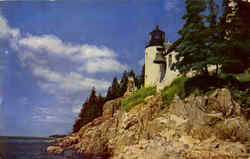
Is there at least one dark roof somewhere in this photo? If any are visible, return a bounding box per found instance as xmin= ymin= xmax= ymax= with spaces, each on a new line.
xmin=150 ymin=25 xmax=164 ymax=34
xmin=166 ymin=38 xmax=183 ymax=54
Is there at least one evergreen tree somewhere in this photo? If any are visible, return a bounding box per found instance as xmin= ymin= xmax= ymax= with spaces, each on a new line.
xmin=128 ymin=70 xmax=136 ymax=79
xmin=136 ymin=64 xmax=145 ymax=88
xmin=106 ymin=86 xmax=113 ymax=101
xmin=105 ymin=77 xmax=120 ymax=100
xmin=73 ymin=118 xmax=83 ymax=133
xmin=205 ymin=0 xmax=222 ymax=75
xmin=72 ymin=87 xmax=104 ymax=133
xmin=97 ymin=93 xmax=105 ymax=108
xmin=89 ymin=87 xmax=97 ymax=104
xmin=118 ymin=71 xmax=128 ymax=96
xmin=111 ymin=77 xmax=120 ymax=98
xmin=173 ymin=0 xmax=209 ymax=75
xmin=219 ymin=0 xmax=250 ymax=73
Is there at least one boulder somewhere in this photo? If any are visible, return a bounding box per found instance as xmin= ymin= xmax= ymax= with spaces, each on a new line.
xmin=47 ymin=146 xmax=64 ymax=154
xmin=102 ymin=98 xmax=121 ymax=118
xmin=215 ymin=117 xmax=249 ymax=142
xmin=49 ymin=88 xmax=250 ymax=159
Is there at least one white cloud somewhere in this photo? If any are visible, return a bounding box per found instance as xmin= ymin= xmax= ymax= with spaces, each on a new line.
xmin=165 ymin=0 xmax=179 ymax=12
xmin=32 ymin=106 xmax=74 ymax=124
xmin=0 ymin=14 xmax=120 ymax=92
xmin=19 ymin=35 xmax=115 ymax=61
xmin=18 ymin=34 xmax=128 ymax=73
xmin=0 ymin=13 xmax=127 ymax=133
xmin=80 ymin=58 xmax=128 ymax=73
xmin=72 ymin=104 xmax=82 ymax=114
xmin=35 ymin=69 xmax=111 ymax=93
xmin=0 ymin=14 xmax=20 ymax=39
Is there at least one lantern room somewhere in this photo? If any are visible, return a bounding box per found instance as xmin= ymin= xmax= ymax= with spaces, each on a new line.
xmin=146 ymin=25 xmax=165 ymax=47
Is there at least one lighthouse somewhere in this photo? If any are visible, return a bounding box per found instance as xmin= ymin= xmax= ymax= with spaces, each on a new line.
xmin=144 ymin=25 xmax=166 ymax=87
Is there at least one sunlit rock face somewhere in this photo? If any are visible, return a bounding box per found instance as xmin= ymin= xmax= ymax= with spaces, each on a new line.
xmin=47 ymin=88 xmax=250 ymax=159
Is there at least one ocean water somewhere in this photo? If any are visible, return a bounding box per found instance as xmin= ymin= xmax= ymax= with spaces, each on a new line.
xmin=0 ymin=138 xmax=84 ymax=159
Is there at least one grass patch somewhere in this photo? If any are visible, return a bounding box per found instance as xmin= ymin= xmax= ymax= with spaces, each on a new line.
xmin=234 ymin=73 xmax=250 ymax=82
xmin=161 ymin=76 xmax=187 ymax=104
xmin=219 ymin=72 xmax=250 ymax=83
xmin=120 ymin=87 xmax=156 ymax=112
xmin=161 ymin=72 xmax=249 ymax=107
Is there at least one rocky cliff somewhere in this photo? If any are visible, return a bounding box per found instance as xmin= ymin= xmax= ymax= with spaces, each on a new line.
xmin=48 ymin=88 xmax=250 ymax=159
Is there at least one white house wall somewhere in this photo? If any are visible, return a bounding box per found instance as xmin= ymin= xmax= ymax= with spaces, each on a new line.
xmin=157 ymin=51 xmax=179 ymax=91
xmin=145 ymin=44 xmax=220 ymax=91
xmin=144 ymin=45 xmax=180 ymax=90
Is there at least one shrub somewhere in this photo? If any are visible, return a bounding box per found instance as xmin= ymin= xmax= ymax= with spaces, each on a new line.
xmin=230 ymin=88 xmax=250 ymax=108
xmin=161 ymin=76 xmax=187 ymax=104
xmin=120 ymin=87 xmax=156 ymax=112
xmin=185 ymin=74 xmax=227 ymax=96
xmin=234 ymin=73 xmax=250 ymax=83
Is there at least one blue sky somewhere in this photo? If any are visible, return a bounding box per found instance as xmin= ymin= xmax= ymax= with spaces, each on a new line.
xmin=0 ymin=0 xmax=186 ymax=137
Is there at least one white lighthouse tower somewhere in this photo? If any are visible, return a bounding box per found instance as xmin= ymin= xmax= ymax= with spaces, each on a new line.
xmin=144 ymin=25 xmax=166 ymax=87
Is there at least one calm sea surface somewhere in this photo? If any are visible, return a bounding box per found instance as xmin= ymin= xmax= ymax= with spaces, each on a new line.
xmin=0 ymin=137 xmax=85 ymax=159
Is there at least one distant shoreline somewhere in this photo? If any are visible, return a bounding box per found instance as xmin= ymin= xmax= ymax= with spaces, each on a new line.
xmin=0 ymin=136 xmax=54 ymax=140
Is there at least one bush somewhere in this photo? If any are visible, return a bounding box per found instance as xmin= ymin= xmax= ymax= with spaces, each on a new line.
xmin=120 ymin=87 xmax=156 ymax=112
xmin=161 ymin=76 xmax=187 ymax=104
xmin=234 ymin=73 xmax=250 ymax=83
xmin=230 ymin=88 xmax=250 ymax=108
xmin=185 ymin=74 xmax=227 ymax=96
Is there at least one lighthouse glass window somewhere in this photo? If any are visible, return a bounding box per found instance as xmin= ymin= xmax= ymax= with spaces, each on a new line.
xmin=154 ymin=32 xmax=161 ymax=39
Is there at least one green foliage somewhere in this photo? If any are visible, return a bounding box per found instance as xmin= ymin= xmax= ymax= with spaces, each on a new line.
xmin=235 ymin=73 xmax=250 ymax=83
xmin=219 ymin=72 xmax=250 ymax=83
xmin=218 ymin=0 xmax=250 ymax=73
xmin=185 ymin=74 xmax=229 ymax=97
xmin=189 ymin=88 xmax=203 ymax=97
xmin=174 ymin=0 xmax=214 ymax=75
xmin=231 ymin=88 xmax=250 ymax=108
xmin=73 ymin=87 xmax=105 ymax=133
xmin=106 ymin=77 xmax=120 ymax=101
xmin=121 ymin=87 xmax=156 ymax=112
xmin=161 ymin=76 xmax=187 ymax=104
xmin=73 ymin=67 xmax=145 ymax=132
xmin=173 ymin=0 xmax=250 ymax=75
xmin=118 ymin=71 xmax=129 ymax=97
xmin=135 ymin=64 xmax=145 ymax=88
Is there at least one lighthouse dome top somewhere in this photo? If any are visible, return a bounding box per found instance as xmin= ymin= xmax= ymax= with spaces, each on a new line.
xmin=146 ymin=25 xmax=165 ymax=48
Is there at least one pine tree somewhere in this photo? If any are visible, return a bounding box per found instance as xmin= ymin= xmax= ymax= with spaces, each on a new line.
xmin=205 ymin=0 xmax=222 ymax=75
xmin=73 ymin=118 xmax=83 ymax=133
xmin=105 ymin=77 xmax=120 ymax=100
xmin=128 ymin=70 xmax=136 ymax=79
xmin=136 ymin=64 xmax=145 ymax=88
xmin=219 ymin=0 xmax=250 ymax=73
xmin=72 ymin=87 xmax=104 ymax=133
xmin=106 ymin=86 xmax=113 ymax=101
xmin=89 ymin=87 xmax=97 ymax=104
xmin=118 ymin=71 xmax=128 ymax=96
xmin=173 ymin=0 xmax=209 ymax=75
xmin=111 ymin=77 xmax=120 ymax=98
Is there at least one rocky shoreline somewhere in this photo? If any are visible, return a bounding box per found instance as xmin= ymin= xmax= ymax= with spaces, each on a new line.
xmin=47 ymin=88 xmax=250 ymax=159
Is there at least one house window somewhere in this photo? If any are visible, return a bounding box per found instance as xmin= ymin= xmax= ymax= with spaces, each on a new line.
xmin=168 ymin=55 xmax=172 ymax=69
xmin=160 ymin=63 xmax=166 ymax=83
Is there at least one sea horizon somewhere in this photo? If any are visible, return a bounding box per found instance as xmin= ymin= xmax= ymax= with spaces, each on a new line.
xmin=0 ymin=135 xmax=54 ymax=140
